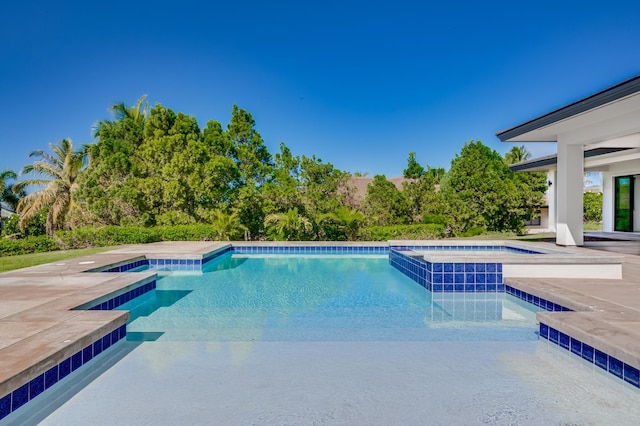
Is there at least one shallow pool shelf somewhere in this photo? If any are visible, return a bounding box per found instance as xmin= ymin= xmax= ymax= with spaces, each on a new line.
xmin=539 ymin=323 xmax=640 ymax=389
xmin=0 ymin=325 xmax=127 ymax=421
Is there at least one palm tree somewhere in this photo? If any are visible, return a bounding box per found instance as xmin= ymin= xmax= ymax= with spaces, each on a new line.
xmin=320 ymin=206 xmax=365 ymax=240
xmin=0 ymin=169 xmax=20 ymax=210
xmin=264 ymin=207 xmax=313 ymax=241
xmin=111 ymin=94 xmax=149 ymax=124
xmin=0 ymin=169 xmax=21 ymax=233
xmin=211 ymin=210 xmax=246 ymax=241
xmin=505 ymin=145 xmax=531 ymax=165
xmin=13 ymin=139 xmax=86 ymax=235
xmin=93 ymin=94 xmax=149 ymax=138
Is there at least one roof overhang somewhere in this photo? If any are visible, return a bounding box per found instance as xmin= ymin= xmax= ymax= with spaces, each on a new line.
xmin=510 ymin=147 xmax=637 ymax=172
xmin=497 ymin=75 xmax=640 ymax=144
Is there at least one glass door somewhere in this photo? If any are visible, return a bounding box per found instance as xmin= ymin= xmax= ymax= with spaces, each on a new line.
xmin=614 ymin=176 xmax=634 ymax=232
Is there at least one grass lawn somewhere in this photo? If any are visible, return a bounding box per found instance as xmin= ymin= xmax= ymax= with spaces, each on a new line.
xmin=0 ymin=247 xmax=114 ymax=273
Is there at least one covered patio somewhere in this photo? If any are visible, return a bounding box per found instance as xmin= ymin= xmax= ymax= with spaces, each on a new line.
xmin=497 ymin=75 xmax=640 ymax=246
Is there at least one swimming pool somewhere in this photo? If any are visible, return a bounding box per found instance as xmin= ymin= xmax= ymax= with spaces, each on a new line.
xmin=4 ymin=246 xmax=639 ymax=425
xmin=120 ymin=253 xmax=542 ymax=343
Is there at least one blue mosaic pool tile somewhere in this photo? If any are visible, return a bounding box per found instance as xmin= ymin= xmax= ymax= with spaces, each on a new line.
xmin=0 ymin=393 xmax=10 ymax=420
xmin=83 ymin=345 xmax=93 ymax=363
xmin=44 ymin=365 xmax=58 ymax=389
xmin=29 ymin=374 xmax=45 ymax=400
xmin=624 ymin=364 xmax=640 ymax=387
xmin=609 ymin=356 xmax=624 ymax=379
xmin=102 ymin=333 xmax=112 ymax=351
xmin=549 ymin=327 xmax=559 ymax=344
xmin=595 ymin=349 xmax=608 ymax=370
xmin=11 ymin=383 xmax=29 ymax=411
xmin=570 ymin=337 xmax=582 ymax=355
xmin=71 ymin=351 xmax=82 ymax=372
xmin=539 ymin=323 xmax=549 ymax=339
xmin=558 ymin=332 xmax=570 ymax=349
xmin=581 ymin=343 xmax=594 ymax=362
xmin=59 ymin=358 xmax=71 ymax=380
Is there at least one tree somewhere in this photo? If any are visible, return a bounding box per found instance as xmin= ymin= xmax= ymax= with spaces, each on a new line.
xmin=0 ymin=169 xmax=20 ymax=210
xmin=264 ymin=207 xmax=313 ymax=240
xmin=438 ymin=140 xmax=545 ymax=234
xmin=363 ymin=175 xmax=411 ymax=226
xmin=504 ymin=145 xmax=531 ymax=165
xmin=109 ymin=95 xmax=149 ymax=127
xmin=14 ymin=139 xmax=86 ymax=235
xmin=403 ymin=172 xmax=439 ymax=222
xmin=403 ymin=152 xmax=425 ymax=179
xmin=227 ymin=105 xmax=273 ymax=186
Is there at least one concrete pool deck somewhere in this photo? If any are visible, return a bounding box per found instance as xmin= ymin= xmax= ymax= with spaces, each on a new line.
xmin=1 ymin=240 xmax=639 ymax=410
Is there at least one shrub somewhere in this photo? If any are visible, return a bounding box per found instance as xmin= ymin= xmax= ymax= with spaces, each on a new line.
xmin=56 ymin=226 xmax=163 ymax=249
xmin=422 ymin=213 xmax=447 ymax=225
xmin=157 ymin=225 xmax=219 ymax=241
xmin=363 ymin=224 xmax=445 ymax=241
xmin=459 ymin=226 xmax=486 ymax=237
xmin=55 ymin=224 xmax=223 ymax=249
xmin=584 ymin=192 xmax=602 ymax=222
xmin=0 ymin=235 xmax=60 ymax=256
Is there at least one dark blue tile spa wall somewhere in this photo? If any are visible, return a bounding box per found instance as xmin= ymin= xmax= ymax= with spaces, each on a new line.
xmin=539 ymin=322 xmax=640 ymax=389
xmin=389 ymin=249 xmax=504 ymax=292
xmin=389 ymin=250 xmax=428 ymax=289
xmin=0 ymin=325 xmax=127 ymax=421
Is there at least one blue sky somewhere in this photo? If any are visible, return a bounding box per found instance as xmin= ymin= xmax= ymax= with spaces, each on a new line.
xmin=1 ymin=1 xmax=639 ymax=178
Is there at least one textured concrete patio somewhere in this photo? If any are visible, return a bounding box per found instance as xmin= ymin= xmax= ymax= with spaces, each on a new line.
xmin=1 ymin=240 xmax=639 ymax=421
xmin=506 ymin=245 xmax=640 ymax=371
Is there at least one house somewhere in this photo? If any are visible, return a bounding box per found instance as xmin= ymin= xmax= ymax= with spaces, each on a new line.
xmin=0 ymin=203 xmax=15 ymax=233
xmin=348 ymin=176 xmax=412 ymax=206
xmin=497 ymin=75 xmax=640 ymax=246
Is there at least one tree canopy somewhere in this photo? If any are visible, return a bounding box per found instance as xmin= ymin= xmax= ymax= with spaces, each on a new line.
xmin=4 ymin=97 xmax=549 ymax=241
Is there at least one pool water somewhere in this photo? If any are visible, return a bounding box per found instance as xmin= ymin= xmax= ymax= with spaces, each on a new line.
xmin=120 ymin=253 xmax=541 ymax=342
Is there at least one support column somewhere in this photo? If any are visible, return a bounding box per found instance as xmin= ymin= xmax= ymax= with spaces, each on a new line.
xmin=547 ymin=170 xmax=557 ymax=232
xmin=556 ymin=141 xmax=584 ymax=246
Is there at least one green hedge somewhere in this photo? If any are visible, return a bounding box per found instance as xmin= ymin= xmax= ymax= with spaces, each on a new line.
xmin=54 ymin=224 xmax=224 ymax=249
xmin=2 ymin=223 xmax=445 ymax=256
xmin=363 ymin=224 xmax=445 ymax=241
xmin=0 ymin=235 xmax=60 ymax=256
